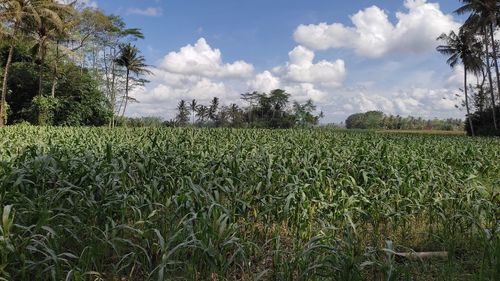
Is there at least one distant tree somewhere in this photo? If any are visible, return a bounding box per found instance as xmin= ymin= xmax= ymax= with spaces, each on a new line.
xmin=345 ymin=113 xmax=366 ymax=129
xmin=208 ymin=97 xmax=219 ymax=123
xmin=241 ymin=91 xmax=259 ymax=124
xmin=175 ymin=99 xmax=189 ymax=126
xmin=293 ymin=99 xmax=317 ymax=126
xmin=189 ymin=99 xmax=197 ymax=124
xmin=228 ymin=103 xmax=242 ymax=127
xmin=196 ymin=104 xmax=209 ymax=124
xmin=364 ymin=111 xmax=384 ymax=129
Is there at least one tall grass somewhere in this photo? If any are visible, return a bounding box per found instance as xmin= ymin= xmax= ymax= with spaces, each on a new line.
xmin=0 ymin=127 xmax=498 ymax=280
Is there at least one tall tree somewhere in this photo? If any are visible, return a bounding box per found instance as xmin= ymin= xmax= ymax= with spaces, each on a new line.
xmin=437 ymin=30 xmax=483 ymax=136
xmin=189 ymin=99 xmax=197 ymax=124
xmin=456 ymin=0 xmax=499 ymax=130
xmin=31 ymin=1 xmax=75 ymax=96
xmin=0 ymin=0 xmax=68 ymax=126
xmin=114 ymin=43 xmax=150 ymax=119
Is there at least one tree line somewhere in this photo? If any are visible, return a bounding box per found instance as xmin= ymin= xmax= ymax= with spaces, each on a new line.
xmin=345 ymin=111 xmax=464 ymax=131
xmin=437 ymin=0 xmax=500 ymax=136
xmin=0 ymin=0 xmax=150 ymax=126
xmin=171 ymin=89 xmax=323 ymax=128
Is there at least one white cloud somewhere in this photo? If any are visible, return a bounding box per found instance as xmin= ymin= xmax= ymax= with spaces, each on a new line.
xmin=57 ymin=0 xmax=97 ymax=8
xmin=246 ymin=46 xmax=345 ymax=104
xmin=248 ymin=71 xmax=281 ymax=93
xmin=294 ymin=0 xmax=460 ymax=58
xmin=126 ymin=7 xmax=163 ymax=17
xmin=159 ymin=38 xmax=254 ymax=78
xmin=128 ymin=39 xmax=253 ymax=119
xmin=126 ymin=4 xmax=465 ymax=123
xmin=332 ymin=86 xmax=461 ymax=121
xmin=273 ymin=46 xmax=346 ymax=87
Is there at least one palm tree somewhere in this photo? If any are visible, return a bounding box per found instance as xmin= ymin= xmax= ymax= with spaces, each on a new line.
xmin=31 ymin=1 xmax=74 ymax=97
xmin=0 ymin=0 xmax=67 ymax=126
xmin=437 ymin=30 xmax=484 ymax=136
xmin=196 ymin=104 xmax=208 ymax=124
xmin=456 ymin=0 xmax=500 ymax=131
xmin=176 ymin=99 xmax=189 ymax=126
xmin=49 ymin=5 xmax=77 ymax=98
xmin=189 ymin=99 xmax=197 ymax=124
xmin=208 ymin=97 xmax=219 ymax=122
xmin=114 ymin=43 xmax=151 ymax=120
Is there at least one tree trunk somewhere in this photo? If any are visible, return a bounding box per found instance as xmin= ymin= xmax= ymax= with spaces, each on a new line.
xmin=38 ymin=62 xmax=43 ymax=96
xmin=464 ymin=68 xmax=475 ymax=136
xmin=489 ymin=22 xmax=500 ymax=102
xmin=111 ymin=48 xmax=118 ymax=128
xmin=483 ymin=29 xmax=498 ymax=130
xmin=0 ymin=44 xmax=15 ymax=126
xmin=51 ymin=41 xmax=60 ymax=98
xmin=121 ymin=69 xmax=130 ymax=119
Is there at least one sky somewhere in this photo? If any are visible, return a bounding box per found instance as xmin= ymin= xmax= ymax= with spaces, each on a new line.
xmin=77 ymin=0 xmax=469 ymax=123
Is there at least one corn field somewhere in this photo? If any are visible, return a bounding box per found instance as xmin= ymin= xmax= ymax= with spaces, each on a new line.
xmin=0 ymin=126 xmax=499 ymax=280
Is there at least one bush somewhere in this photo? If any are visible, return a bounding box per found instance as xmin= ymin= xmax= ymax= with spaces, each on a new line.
xmin=466 ymin=106 xmax=500 ymax=136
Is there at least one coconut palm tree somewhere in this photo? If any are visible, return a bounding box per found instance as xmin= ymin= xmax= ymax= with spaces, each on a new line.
xmin=190 ymin=99 xmax=197 ymax=124
xmin=48 ymin=5 xmax=77 ymax=98
xmin=437 ymin=30 xmax=484 ymax=136
xmin=31 ymin=1 xmax=75 ymax=96
xmin=0 ymin=0 xmax=68 ymax=126
xmin=196 ymin=104 xmax=208 ymax=124
xmin=456 ymin=0 xmax=500 ymax=102
xmin=208 ymin=97 xmax=219 ymax=122
xmin=176 ymin=99 xmax=189 ymax=126
xmin=114 ymin=43 xmax=151 ymax=119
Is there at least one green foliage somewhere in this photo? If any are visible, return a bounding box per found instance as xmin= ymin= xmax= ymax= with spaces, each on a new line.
xmin=346 ymin=111 xmax=384 ymax=129
xmin=53 ymin=64 xmax=111 ymax=126
xmin=346 ymin=111 xmax=464 ymax=131
xmin=179 ymin=90 xmax=322 ymax=129
xmin=466 ymin=106 xmax=500 ymax=136
xmin=30 ymin=96 xmax=59 ymax=125
xmin=0 ymin=127 xmax=498 ymax=280
xmin=1 ymin=46 xmax=111 ymax=126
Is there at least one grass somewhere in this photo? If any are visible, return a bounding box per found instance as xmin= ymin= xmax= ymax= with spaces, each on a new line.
xmin=0 ymin=126 xmax=498 ymax=280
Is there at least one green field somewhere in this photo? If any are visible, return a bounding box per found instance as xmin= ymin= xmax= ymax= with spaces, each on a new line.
xmin=0 ymin=127 xmax=499 ymax=280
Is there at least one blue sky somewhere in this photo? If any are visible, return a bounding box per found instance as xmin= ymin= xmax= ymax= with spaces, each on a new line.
xmin=82 ymin=0 xmax=469 ymax=122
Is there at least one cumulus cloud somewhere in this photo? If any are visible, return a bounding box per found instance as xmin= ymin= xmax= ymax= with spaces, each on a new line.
xmin=159 ymin=38 xmax=254 ymax=78
xmin=273 ymin=46 xmax=346 ymax=87
xmin=294 ymin=0 xmax=460 ymax=58
xmin=330 ymin=86 xmax=461 ymax=121
xmin=128 ymin=39 xmax=253 ymax=118
xmin=247 ymin=46 xmax=345 ymax=103
xmin=126 ymin=2 xmax=465 ymax=123
xmin=247 ymin=71 xmax=281 ymax=94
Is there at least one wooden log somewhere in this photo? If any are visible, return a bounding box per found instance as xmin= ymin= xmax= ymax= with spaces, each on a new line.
xmin=394 ymin=251 xmax=448 ymax=260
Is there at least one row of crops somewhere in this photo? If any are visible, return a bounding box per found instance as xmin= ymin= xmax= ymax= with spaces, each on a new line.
xmin=0 ymin=126 xmax=499 ymax=280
